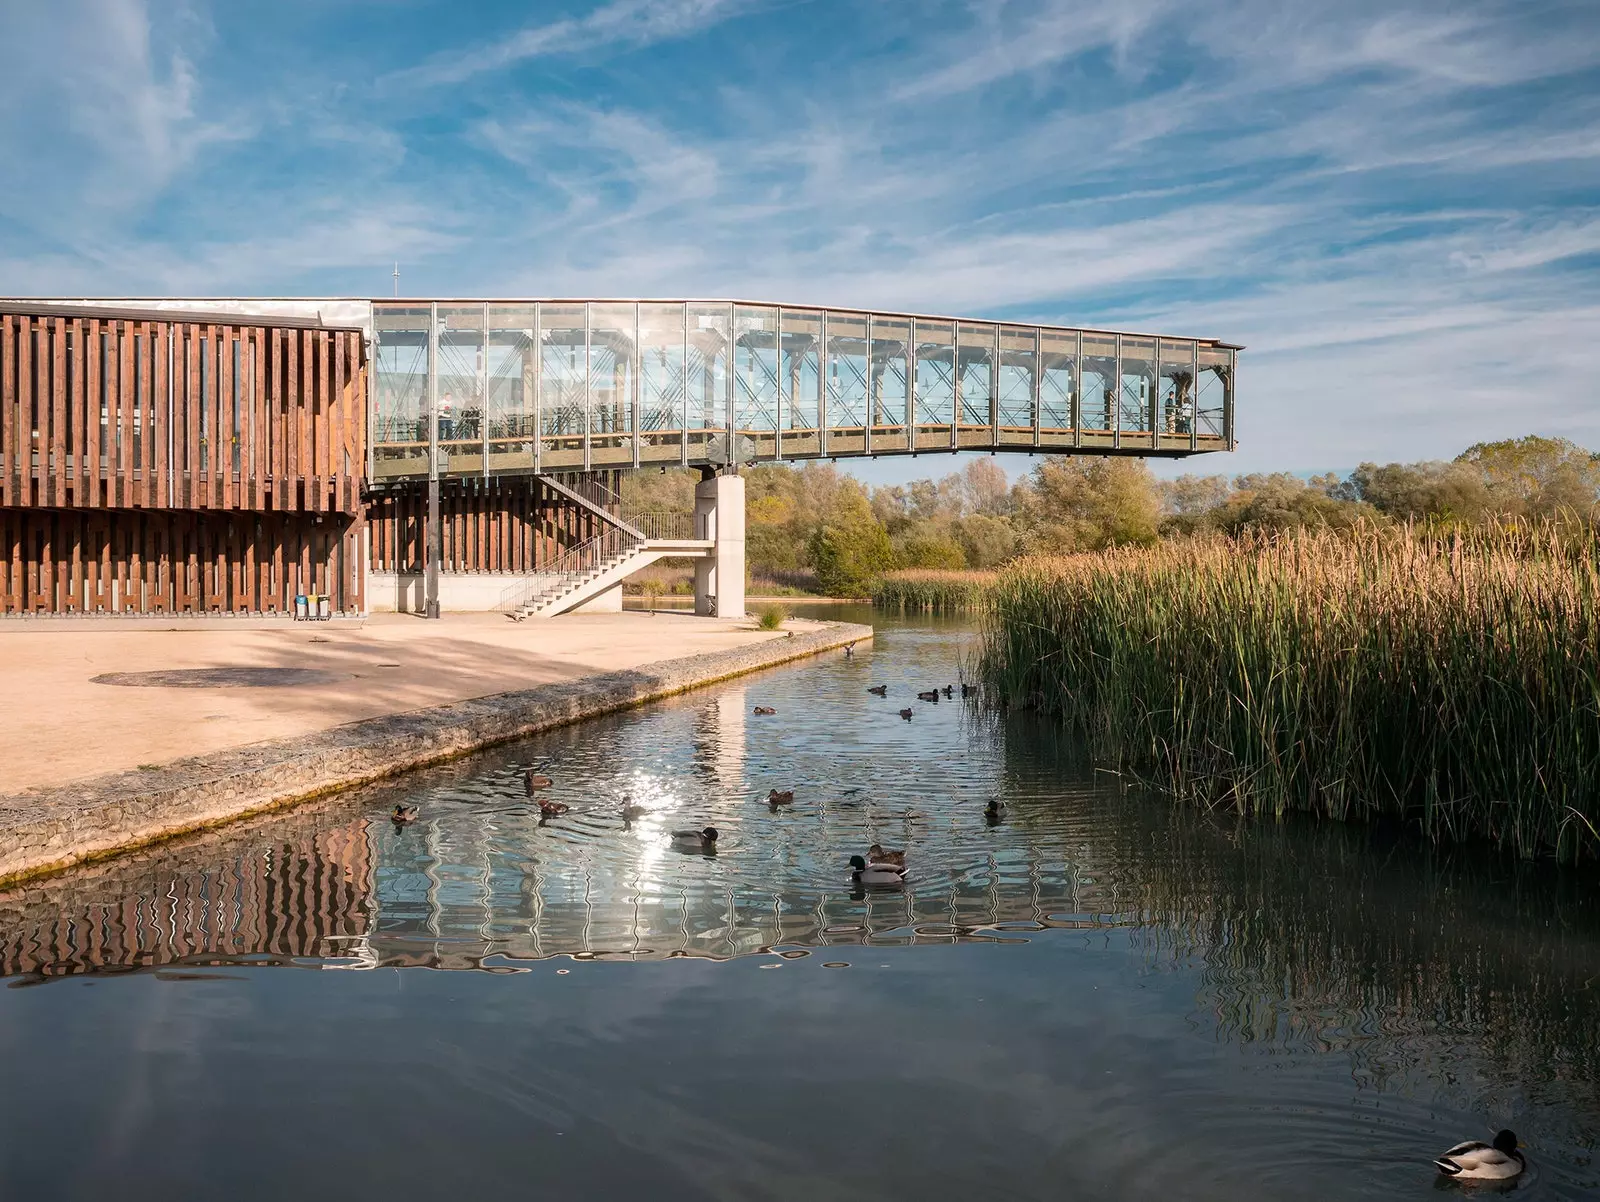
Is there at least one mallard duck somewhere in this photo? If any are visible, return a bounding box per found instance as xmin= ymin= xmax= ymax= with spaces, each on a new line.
xmin=525 ymin=770 xmax=553 ymax=793
xmin=867 ymin=843 xmax=905 ymax=867
xmin=849 ymin=855 xmax=907 ymax=885
xmin=1435 ymin=1131 xmax=1524 ymax=1181
xmin=898 ymin=708 xmax=914 ymax=720
xmin=753 ymin=706 xmax=777 ymax=715
xmin=766 ymin=789 xmax=795 ymax=806
xmin=844 ymin=642 xmax=855 ymax=659
xmin=620 ymin=797 xmax=646 ymax=822
xmin=867 ymin=685 xmax=888 ymax=696
xmin=917 ymin=689 xmax=940 ymax=702
xmin=537 ymin=799 xmax=570 ymax=817
xmin=671 ymin=826 xmax=719 ymax=849
xmin=961 ymin=683 xmax=976 ymax=697
xmin=984 ymin=799 xmax=1007 ymax=823
xmin=941 ymin=685 xmax=954 ymax=698
xmin=391 ymin=804 xmax=419 ymax=824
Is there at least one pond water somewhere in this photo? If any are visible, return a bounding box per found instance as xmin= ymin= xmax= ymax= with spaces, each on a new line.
xmin=1 ymin=607 xmax=1597 ymax=1200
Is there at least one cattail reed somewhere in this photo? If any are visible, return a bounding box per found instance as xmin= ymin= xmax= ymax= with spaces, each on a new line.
xmin=978 ymin=523 xmax=1600 ymax=861
xmin=873 ymin=570 xmax=997 ymax=612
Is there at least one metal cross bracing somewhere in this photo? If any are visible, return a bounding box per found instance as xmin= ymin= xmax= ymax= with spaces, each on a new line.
xmin=368 ymin=299 xmax=1238 ymax=482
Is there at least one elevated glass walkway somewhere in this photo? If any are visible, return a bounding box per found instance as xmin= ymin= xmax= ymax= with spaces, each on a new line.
xmin=371 ymin=300 xmax=1237 ymax=480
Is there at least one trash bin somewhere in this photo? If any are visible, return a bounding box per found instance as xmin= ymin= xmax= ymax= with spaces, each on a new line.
xmin=294 ymin=594 xmax=308 ymax=620
xmin=317 ymin=595 xmax=331 ymax=620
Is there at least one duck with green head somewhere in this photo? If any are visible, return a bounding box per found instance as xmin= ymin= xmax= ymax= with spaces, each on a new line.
xmin=850 ymin=855 xmax=907 ymax=886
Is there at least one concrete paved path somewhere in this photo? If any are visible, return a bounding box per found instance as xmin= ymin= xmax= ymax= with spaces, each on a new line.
xmin=0 ymin=612 xmax=790 ymax=792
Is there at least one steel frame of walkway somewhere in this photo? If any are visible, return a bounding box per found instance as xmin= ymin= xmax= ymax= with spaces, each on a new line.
xmin=370 ymin=298 xmax=1238 ymax=484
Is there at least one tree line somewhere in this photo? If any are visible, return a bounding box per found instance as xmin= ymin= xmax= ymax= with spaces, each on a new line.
xmin=619 ymin=435 xmax=1600 ymax=597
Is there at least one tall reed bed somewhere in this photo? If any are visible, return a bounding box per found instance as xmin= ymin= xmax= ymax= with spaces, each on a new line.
xmin=979 ymin=525 xmax=1600 ymax=860
xmin=873 ymin=569 xmax=996 ymax=612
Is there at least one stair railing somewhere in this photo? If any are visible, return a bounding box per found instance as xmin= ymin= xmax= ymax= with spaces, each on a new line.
xmin=498 ymin=525 xmax=642 ymax=614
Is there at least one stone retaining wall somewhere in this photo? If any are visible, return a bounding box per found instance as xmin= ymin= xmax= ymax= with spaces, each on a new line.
xmin=0 ymin=620 xmax=872 ymax=887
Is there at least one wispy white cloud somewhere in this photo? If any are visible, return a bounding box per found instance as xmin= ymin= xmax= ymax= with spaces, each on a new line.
xmin=386 ymin=0 xmax=759 ymax=89
xmin=0 ymin=0 xmax=1596 ymax=475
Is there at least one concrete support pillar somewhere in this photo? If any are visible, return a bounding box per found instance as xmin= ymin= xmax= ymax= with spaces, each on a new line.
xmin=425 ymin=478 xmax=441 ymax=619
xmin=694 ymin=471 xmax=745 ymax=618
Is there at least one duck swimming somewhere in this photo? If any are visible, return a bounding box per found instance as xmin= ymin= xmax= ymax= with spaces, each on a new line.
xmin=525 ymin=770 xmax=554 ymax=793
xmin=766 ymin=789 xmax=795 ymax=806
xmin=753 ymin=706 xmax=777 ymax=715
xmin=898 ymin=708 xmax=914 ymax=720
xmin=941 ymin=685 xmax=954 ymax=698
xmin=537 ymin=799 xmax=570 ymax=817
xmin=391 ymin=804 xmax=419 ymax=824
xmin=917 ymin=689 xmax=940 ymax=702
xmin=849 ymin=855 xmax=907 ymax=886
xmin=620 ymin=797 xmax=646 ymax=822
xmin=984 ymin=799 xmax=1007 ymax=824
xmin=867 ymin=685 xmax=888 ymax=696
xmin=867 ymin=842 xmax=906 ymax=867
xmin=671 ymin=826 xmax=719 ymax=849
xmin=1435 ymin=1131 xmax=1525 ymax=1181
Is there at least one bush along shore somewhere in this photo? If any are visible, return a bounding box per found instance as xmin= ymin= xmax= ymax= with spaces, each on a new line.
xmin=977 ymin=524 xmax=1600 ymax=862
xmin=872 ymin=570 xmax=996 ymax=612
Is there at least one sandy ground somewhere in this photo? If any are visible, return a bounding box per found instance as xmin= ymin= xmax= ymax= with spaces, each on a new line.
xmin=0 ymin=613 xmax=788 ymax=792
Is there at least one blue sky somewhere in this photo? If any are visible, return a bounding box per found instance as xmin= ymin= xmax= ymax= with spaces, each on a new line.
xmin=1 ymin=0 xmax=1597 ymax=482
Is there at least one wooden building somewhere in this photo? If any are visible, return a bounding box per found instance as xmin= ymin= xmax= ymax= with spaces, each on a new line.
xmin=0 ymin=302 xmax=367 ymax=615
xmin=1 ymin=295 xmax=1237 ymax=618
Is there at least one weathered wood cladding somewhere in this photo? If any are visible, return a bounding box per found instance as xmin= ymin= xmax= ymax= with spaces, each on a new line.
xmin=367 ymin=475 xmax=611 ymax=574
xmin=0 ymin=313 xmax=365 ymax=513
xmin=0 ymin=508 xmax=363 ymax=615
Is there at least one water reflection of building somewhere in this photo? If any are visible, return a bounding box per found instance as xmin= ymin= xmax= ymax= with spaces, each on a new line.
xmin=0 ymin=817 xmax=372 ymax=979
xmin=0 ymin=804 xmax=1131 ymax=979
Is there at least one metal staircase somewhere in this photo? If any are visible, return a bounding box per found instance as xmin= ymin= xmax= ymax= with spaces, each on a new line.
xmin=499 ymin=474 xmax=705 ymax=620
xmin=501 ymin=527 xmax=645 ymax=620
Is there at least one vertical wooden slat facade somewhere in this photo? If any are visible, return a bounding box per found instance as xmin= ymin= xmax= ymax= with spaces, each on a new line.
xmin=0 ymin=305 xmax=367 ymax=615
xmin=365 ymin=475 xmax=606 ymax=575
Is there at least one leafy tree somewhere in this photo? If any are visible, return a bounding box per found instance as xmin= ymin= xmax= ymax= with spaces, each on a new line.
xmin=960 ymin=457 xmax=1012 ymax=516
xmin=808 ymin=484 xmax=895 ymax=595
xmin=1211 ymin=474 xmax=1375 ymax=533
xmin=953 ymin=513 xmax=1017 ymax=567
xmin=1018 ymin=457 xmax=1162 ymax=551
xmin=892 ymin=522 xmax=967 ymax=569
xmin=1456 ymin=436 xmax=1600 ymax=515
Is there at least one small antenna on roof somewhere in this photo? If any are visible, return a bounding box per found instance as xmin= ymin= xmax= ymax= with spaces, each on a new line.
xmin=393 ymin=262 xmax=400 ymax=298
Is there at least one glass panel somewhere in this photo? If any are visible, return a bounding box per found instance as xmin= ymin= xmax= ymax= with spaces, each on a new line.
xmin=734 ymin=305 xmax=778 ymax=463
xmin=1080 ymin=333 xmax=1116 ymax=435
xmin=1158 ymin=339 xmax=1196 ymax=439
xmin=1039 ymin=329 xmax=1076 ymax=445
xmin=487 ymin=305 xmax=537 ymax=472
xmin=870 ymin=315 xmax=910 ymax=453
xmin=1196 ymin=346 xmax=1231 ymax=440
xmin=589 ymin=303 xmax=636 ymax=467
xmin=997 ymin=325 xmax=1036 ymax=444
xmin=779 ymin=309 xmax=821 ymax=459
xmin=372 ymin=304 xmax=431 ymax=477
xmin=825 ymin=313 xmax=868 ymax=455
xmin=686 ymin=304 xmax=729 ymax=463
xmin=639 ymin=303 xmax=685 ymax=464
xmin=956 ymin=321 xmax=994 ymax=446
xmin=1120 ymin=336 xmax=1154 ymax=435
xmin=914 ymin=320 xmax=954 ymax=450
xmin=435 ymin=304 xmax=484 ymax=475
xmin=540 ymin=305 xmax=586 ymax=470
